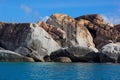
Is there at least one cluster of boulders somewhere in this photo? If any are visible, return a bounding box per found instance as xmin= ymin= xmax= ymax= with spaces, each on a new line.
xmin=0 ymin=13 xmax=119 ymax=63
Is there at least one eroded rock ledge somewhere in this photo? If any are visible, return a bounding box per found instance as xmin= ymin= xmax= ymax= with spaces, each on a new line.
xmin=0 ymin=13 xmax=119 ymax=63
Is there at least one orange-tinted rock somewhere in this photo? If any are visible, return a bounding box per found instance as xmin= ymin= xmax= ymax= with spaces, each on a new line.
xmin=46 ymin=14 xmax=95 ymax=48
xmin=75 ymin=14 xmax=120 ymax=49
xmin=37 ymin=21 xmax=67 ymax=46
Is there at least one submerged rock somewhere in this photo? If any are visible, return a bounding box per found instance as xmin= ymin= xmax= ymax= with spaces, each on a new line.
xmin=100 ymin=43 xmax=120 ymax=63
xmin=0 ymin=50 xmax=34 ymax=62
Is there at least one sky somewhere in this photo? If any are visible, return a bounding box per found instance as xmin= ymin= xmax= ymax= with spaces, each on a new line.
xmin=0 ymin=0 xmax=120 ymax=24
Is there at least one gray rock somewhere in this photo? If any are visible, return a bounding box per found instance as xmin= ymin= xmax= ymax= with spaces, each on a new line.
xmin=0 ymin=50 xmax=34 ymax=62
xmin=0 ymin=22 xmax=60 ymax=61
xmin=0 ymin=47 xmax=5 ymax=50
xmin=100 ymin=43 xmax=120 ymax=63
xmin=50 ymin=46 xmax=99 ymax=62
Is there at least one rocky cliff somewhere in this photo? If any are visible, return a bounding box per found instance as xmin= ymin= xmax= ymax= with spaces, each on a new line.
xmin=0 ymin=13 xmax=119 ymax=63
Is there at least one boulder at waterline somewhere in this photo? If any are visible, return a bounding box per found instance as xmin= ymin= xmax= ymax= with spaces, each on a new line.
xmin=100 ymin=43 xmax=120 ymax=63
xmin=0 ymin=22 xmax=60 ymax=61
xmin=0 ymin=50 xmax=34 ymax=62
xmin=50 ymin=46 xmax=99 ymax=62
xmin=53 ymin=57 xmax=72 ymax=62
xmin=43 ymin=55 xmax=51 ymax=62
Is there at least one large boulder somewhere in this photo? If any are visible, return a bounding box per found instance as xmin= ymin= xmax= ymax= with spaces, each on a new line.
xmin=0 ymin=22 xmax=60 ymax=61
xmin=46 ymin=14 xmax=95 ymax=48
xmin=0 ymin=50 xmax=34 ymax=62
xmin=100 ymin=43 xmax=120 ymax=63
xmin=50 ymin=46 xmax=99 ymax=62
xmin=75 ymin=14 xmax=120 ymax=49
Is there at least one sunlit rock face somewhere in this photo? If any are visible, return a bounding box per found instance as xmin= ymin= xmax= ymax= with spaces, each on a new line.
xmin=100 ymin=43 xmax=120 ymax=63
xmin=37 ymin=21 xmax=67 ymax=47
xmin=0 ymin=22 xmax=60 ymax=61
xmin=75 ymin=14 xmax=120 ymax=49
xmin=46 ymin=14 xmax=95 ymax=48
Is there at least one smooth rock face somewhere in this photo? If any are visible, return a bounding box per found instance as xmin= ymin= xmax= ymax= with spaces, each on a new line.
xmin=0 ymin=22 xmax=60 ymax=61
xmin=47 ymin=14 xmax=95 ymax=47
xmin=75 ymin=14 xmax=120 ymax=49
xmin=100 ymin=43 xmax=120 ymax=63
xmin=0 ymin=50 xmax=34 ymax=62
xmin=37 ymin=22 xmax=67 ymax=46
xmin=50 ymin=46 xmax=99 ymax=62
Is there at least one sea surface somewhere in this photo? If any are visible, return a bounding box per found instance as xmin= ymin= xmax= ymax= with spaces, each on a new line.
xmin=0 ymin=62 xmax=120 ymax=80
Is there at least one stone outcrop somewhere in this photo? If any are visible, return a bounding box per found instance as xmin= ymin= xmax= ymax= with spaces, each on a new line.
xmin=0 ymin=22 xmax=60 ymax=61
xmin=46 ymin=14 xmax=95 ymax=48
xmin=0 ymin=13 xmax=119 ymax=63
xmin=75 ymin=14 xmax=120 ymax=49
xmin=50 ymin=46 xmax=99 ymax=62
xmin=100 ymin=43 xmax=120 ymax=63
xmin=0 ymin=50 xmax=34 ymax=62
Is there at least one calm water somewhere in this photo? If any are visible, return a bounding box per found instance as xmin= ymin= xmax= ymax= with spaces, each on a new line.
xmin=0 ymin=62 xmax=120 ymax=80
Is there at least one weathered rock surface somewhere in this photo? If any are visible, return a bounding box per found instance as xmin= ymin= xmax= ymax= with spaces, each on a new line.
xmin=100 ymin=43 xmax=120 ymax=63
xmin=0 ymin=50 xmax=34 ymax=62
xmin=50 ymin=46 xmax=99 ymax=62
xmin=47 ymin=14 xmax=95 ymax=48
xmin=0 ymin=22 xmax=60 ymax=61
xmin=0 ymin=13 xmax=119 ymax=63
xmin=37 ymin=22 xmax=67 ymax=46
xmin=75 ymin=14 xmax=120 ymax=49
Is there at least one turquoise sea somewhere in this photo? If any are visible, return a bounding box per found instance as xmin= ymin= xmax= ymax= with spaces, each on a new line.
xmin=0 ymin=62 xmax=120 ymax=80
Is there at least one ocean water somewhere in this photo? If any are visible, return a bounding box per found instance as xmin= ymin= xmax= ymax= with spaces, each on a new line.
xmin=0 ymin=62 xmax=120 ymax=80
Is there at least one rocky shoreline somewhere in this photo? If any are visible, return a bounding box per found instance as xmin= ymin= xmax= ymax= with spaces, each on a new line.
xmin=0 ymin=13 xmax=120 ymax=63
